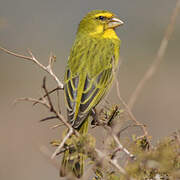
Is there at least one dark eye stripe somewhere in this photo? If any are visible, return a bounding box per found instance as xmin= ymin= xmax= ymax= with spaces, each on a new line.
xmin=96 ymin=16 xmax=107 ymax=21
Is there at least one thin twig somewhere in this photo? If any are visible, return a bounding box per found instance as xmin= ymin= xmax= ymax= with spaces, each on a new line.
xmin=42 ymin=77 xmax=55 ymax=112
xmin=112 ymin=134 xmax=134 ymax=159
xmin=33 ymin=87 xmax=61 ymax=106
xmin=0 ymin=46 xmax=64 ymax=89
xmin=57 ymin=87 xmax=61 ymax=114
xmin=115 ymin=79 xmax=149 ymax=139
xmin=0 ymin=43 xmax=133 ymax=178
xmin=128 ymin=0 xmax=180 ymax=109
xmin=112 ymin=57 xmax=149 ymax=142
xmin=40 ymin=77 xmax=74 ymax=130
xmin=95 ymin=148 xmax=127 ymax=175
xmin=14 ymin=77 xmax=76 ymax=159
xmin=41 ymin=77 xmax=78 ymax=158
xmin=51 ymin=128 xmax=73 ymax=159
xmin=50 ymin=123 xmax=64 ymax=129
xmin=104 ymin=125 xmax=134 ymax=159
xmin=14 ymin=97 xmax=50 ymax=109
xmin=117 ymin=124 xmax=144 ymax=137
xmin=40 ymin=116 xmax=58 ymax=122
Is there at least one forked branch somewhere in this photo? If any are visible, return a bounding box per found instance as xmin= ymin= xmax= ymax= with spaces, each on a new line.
xmin=0 ymin=45 xmax=129 ymax=176
xmin=0 ymin=46 xmax=64 ymax=89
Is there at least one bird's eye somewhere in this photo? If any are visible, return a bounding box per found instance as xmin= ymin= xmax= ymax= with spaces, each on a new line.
xmin=96 ymin=16 xmax=106 ymax=21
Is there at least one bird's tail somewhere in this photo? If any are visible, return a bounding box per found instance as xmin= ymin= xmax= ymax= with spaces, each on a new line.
xmin=60 ymin=117 xmax=89 ymax=178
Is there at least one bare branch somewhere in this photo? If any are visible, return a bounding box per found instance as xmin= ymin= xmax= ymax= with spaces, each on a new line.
xmin=112 ymin=134 xmax=135 ymax=159
xmin=50 ymin=123 xmax=64 ymax=129
xmin=115 ymin=79 xmax=150 ymax=145
xmin=0 ymin=29 xmax=139 ymax=179
xmin=103 ymin=125 xmax=134 ymax=159
xmin=13 ymin=76 xmax=76 ymax=160
xmin=112 ymin=57 xmax=149 ymax=143
xmin=40 ymin=77 xmax=74 ymax=130
xmin=95 ymin=148 xmax=127 ymax=175
xmin=42 ymin=77 xmax=55 ymax=112
xmin=0 ymin=46 xmax=34 ymax=61
xmin=51 ymin=128 xmax=73 ymax=159
xmin=128 ymin=0 xmax=180 ymax=109
xmin=40 ymin=116 xmax=58 ymax=122
xmin=14 ymin=97 xmax=50 ymax=109
xmin=39 ymin=77 xmax=79 ymax=159
xmin=0 ymin=46 xmax=64 ymax=89
xmin=117 ymin=124 xmax=144 ymax=137
xmin=57 ymin=87 xmax=61 ymax=114
xmin=33 ymin=86 xmax=62 ymax=106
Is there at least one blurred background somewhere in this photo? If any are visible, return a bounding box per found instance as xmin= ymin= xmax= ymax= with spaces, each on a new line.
xmin=0 ymin=0 xmax=180 ymax=179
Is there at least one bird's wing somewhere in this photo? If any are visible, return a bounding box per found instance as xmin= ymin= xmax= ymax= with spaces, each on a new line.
xmin=64 ymin=39 xmax=115 ymax=128
xmin=64 ymin=65 xmax=113 ymax=128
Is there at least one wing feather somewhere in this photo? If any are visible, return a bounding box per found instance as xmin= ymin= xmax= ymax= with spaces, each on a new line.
xmin=64 ymin=37 xmax=119 ymax=128
xmin=64 ymin=67 xmax=113 ymax=128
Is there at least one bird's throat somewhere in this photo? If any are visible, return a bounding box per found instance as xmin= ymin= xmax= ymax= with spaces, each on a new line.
xmin=102 ymin=28 xmax=119 ymax=40
xmin=89 ymin=26 xmax=119 ymax=40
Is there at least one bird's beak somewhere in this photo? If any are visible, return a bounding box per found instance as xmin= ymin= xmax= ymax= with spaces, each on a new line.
xmin=108 ymin=17 xmax=124 ymax=28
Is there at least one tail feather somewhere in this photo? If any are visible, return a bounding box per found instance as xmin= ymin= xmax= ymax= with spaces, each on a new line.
xmin=60 ymin=117 xmax=89 ymax=178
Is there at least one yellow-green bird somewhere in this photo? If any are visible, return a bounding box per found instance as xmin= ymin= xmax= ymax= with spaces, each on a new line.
xmin=61 ymin=10 xmax=123 ymax=178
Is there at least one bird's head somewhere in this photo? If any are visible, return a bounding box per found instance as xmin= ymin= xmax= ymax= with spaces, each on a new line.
xmin=77 ymin=10 xmax=124 ymax=39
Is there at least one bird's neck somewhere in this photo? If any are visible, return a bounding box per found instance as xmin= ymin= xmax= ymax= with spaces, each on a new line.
xmin=76 ymin=28 xmax=120 ymax=43
xmin=89 ymin=28 xmax=119 ymax=40
xmin=77 ymin=26 xmax=119 ymax=40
